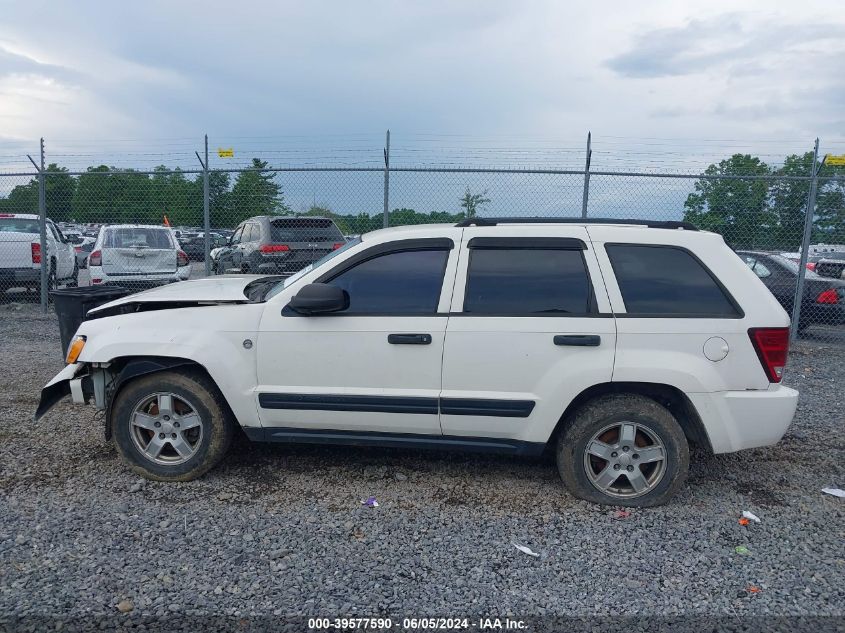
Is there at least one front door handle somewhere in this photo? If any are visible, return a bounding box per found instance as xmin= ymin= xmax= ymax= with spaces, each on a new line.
xmin=388 ymin=333 xmax=432 ymax=345
xmin=554 ymin=334 xmax=601 ymax=347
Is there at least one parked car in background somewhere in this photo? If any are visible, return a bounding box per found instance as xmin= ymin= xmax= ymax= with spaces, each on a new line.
xmin=0 ymin=213 xmax=77 ymax=291
xmin=181 ymin=234 xmax=228 ymax=262
xmin=74 ymin=237 xmax=96 ymax=269
xmin=738 ymin=251 xmax=845 ymax=331
xmin=814 ymin=252 xmax=845 ymax=280
xmin=87 ymin=225 xmax=190 ymax=288
xmin=214 ymin=216 xmax=346 ymax=275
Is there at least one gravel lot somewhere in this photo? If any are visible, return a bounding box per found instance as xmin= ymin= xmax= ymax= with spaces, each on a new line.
xmin=0 ymin=298 xmax=843 ymax=628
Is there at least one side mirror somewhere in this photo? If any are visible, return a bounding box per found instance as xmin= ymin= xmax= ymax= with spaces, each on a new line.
xmin=288 ymin=283 xmax=349 ymax=315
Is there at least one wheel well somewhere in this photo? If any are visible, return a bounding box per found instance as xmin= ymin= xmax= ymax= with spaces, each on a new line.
xmin=103 ymin=356 xmax=235 ymax=440
xmin=551 ymin=382 xmax=712 ymax=452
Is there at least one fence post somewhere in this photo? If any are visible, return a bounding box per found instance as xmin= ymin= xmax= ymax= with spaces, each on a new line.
xmin=203 ymin=134 xmax=211 ymax=276
xmin=581 ymin=131 xmax=591 ymax=218
xmin=27 ymin=139 xmax=49 ymax=311
xmin=790 ymin=138 xmax=820 ymax=342
xmin=383 ymin=129 xmax=390 ymax=228
xmin=195 ymin=137 xmax=211 ymax=275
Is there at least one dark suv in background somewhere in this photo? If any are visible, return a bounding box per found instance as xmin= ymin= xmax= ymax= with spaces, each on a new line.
xmin=214 ymin=216 xmax=346 ymax=275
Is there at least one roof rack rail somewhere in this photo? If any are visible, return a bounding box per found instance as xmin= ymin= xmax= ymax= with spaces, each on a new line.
xmin=455 ymin=217 xmax=699 ymax=231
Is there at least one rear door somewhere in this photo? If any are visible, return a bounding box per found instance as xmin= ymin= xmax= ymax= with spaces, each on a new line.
xmin=439 ymin=226 xmax=617 ymax=449
xmin=102 ymin=227 xmax=177 ymax=275
xmin=220 ymin=225 xmax=244 ymax=272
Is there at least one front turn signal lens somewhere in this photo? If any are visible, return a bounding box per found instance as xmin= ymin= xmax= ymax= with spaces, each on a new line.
xmin=66 ymin=335 xmax=86 ymax=364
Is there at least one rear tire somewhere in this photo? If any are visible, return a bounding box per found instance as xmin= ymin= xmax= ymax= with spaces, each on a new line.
xmin=111 ymin=369 xmax=236 ymax=481
xmin=556 ymin=394 xmax=689 ymax=507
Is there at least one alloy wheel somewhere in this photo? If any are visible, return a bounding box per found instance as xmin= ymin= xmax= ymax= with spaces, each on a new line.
xmin=583 ymin=421 xmax=667 ymax=499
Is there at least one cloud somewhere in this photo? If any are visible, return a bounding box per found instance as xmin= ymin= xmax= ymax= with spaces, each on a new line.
xmin=606 ymin=14 xmax=845 ymax=79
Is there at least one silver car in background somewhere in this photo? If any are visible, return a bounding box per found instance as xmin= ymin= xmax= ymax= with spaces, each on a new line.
xmin=87 ymin=224 xmax=190 ymax=289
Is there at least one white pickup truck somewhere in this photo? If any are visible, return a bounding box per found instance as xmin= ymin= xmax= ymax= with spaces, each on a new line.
xmin=0 ymin=213 xmax=77 ymax=292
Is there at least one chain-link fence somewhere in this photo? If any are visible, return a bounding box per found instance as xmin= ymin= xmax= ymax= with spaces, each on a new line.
xmin=1 ymin=135 xmax=843 ymax=346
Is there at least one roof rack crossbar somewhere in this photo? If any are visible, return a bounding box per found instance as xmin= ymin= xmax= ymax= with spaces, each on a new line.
xmin=454 ymin=217 xmax=699 ymax=231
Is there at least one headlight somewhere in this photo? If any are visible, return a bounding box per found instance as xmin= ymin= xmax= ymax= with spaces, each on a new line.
xmin=66 ymin=335 xmax=86 ymax=364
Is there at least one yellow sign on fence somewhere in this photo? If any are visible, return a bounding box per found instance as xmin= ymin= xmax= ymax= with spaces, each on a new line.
xmin=824 ymin=153 xmax=845 ymax=166
xmin=217 ymin=148 xmax=234 ymax=158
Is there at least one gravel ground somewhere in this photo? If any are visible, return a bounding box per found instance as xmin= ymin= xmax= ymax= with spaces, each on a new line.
xmin=0 ymin=299 xmax=843 ymax=628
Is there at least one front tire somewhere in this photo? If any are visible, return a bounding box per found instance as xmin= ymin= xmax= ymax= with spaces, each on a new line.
xmin=556 ymin=394 xmax=689 ymax=507
xmin=111 ymin=369 xmax=236 ymax=481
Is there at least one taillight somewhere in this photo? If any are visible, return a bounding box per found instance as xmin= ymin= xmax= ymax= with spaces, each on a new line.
xmin=260 ymin=244 xmax=290 ymax=253
xmin=91 ymin=278 xmax=102 ymax=284
xmin=31 ymin=242 xmax=41 ymax=264
xmin=332 ymin=242 xmax=345 ymax=250
xmin=177 ymin=250 xmax=189 ymax=267
xmin=74 ymin=246 xmax=82 ymax=252
xmin=89 ymin=250 xmax=102 ymax=266
xmin=806 ymin=262 xmax=816 ymax=271
xmin=816 ymin=288 xmax=839 ymax=304
xmin=748 ymin=327 xmax=789 ymax=383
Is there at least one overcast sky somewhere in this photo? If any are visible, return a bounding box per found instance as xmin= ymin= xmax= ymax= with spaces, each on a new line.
xmin=0 ymin=0 xmax=843 ymax=205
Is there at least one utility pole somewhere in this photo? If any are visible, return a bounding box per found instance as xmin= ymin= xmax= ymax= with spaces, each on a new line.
xmin=581 ymin=131 xmax=592 ymax=219
xmin=383 ymin=130 xmax=390 ymax=228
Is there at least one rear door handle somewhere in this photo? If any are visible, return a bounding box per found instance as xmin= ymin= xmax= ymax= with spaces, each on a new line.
xmin=554 ymin=335 xmax=601 ymax=347
xmin=388 ymin=333 xmax=432 ymax=345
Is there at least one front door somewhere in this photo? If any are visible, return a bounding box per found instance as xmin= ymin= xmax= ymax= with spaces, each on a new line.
xmin=255 ymin=232 xmax=460 ymax=438
xmin=439 ymin=226 xmax=617 ymax=449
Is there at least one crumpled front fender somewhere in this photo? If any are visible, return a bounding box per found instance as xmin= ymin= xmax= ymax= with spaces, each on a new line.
xmin=34 ymin=363 xmax=82 ymax=421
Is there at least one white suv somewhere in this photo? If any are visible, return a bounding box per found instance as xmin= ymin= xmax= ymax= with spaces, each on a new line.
xmin=87 ymin=224 xmax=190 ymax=288
xmin=36 ymin=218 xmax=798 ymax=507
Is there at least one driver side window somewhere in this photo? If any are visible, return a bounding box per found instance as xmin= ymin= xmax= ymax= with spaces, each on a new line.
xmin=325 ymin=248 xmax=449 ymax=315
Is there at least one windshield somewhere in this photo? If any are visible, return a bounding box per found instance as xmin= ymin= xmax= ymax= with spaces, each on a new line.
xmin=264 ymin=237 xmax=361 ymax=300
xmin=0 ymin=217 xmax=40 ymax=234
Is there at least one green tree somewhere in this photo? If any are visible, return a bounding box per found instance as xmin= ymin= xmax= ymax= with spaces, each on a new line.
xmin=1 ymin=178 xmax=38 ymax=214
xmin=150 ymin=167 xmax=202 ymax=227
xmin=44 ymin=164 xmax=76 ymax=222
xmin=71 ymin=166 xmax=154 ymax=224
xmin=769 ymin=152 xmax=812 ymax=249
xmin=230 ymin=158 xmax=286 ymax=224
xmin=459 ymin=187 xmax=491 ymax=218
xmin=683 ymin=154 xmax=773 ymax=248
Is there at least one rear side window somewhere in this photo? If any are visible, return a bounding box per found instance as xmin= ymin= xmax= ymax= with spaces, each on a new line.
xmin=606 ymin=244 xmax=739 ymax=317
xmin=464 ymin=249 xmax=592 ymax=314
xmin=327 ymin=249 xmax=449 ymax=314
xmin=271 ymin=218 xmax=343 ymax=242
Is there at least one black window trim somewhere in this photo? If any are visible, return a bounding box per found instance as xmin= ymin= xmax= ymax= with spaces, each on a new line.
xmin=460 ymin=243 xmax=599 ymax=317
xmin=283 ymin=237 xmax=455 ymax=317
xmin=605 ymin=242 xmax=745 ymax=319
xmin=467 ymin=236 xmax=587 ymax=250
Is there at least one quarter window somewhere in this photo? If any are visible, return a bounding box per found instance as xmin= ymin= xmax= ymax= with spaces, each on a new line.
xmin=464 ymin=249 xmax=593 ymax=314
xmin=606 ymin=244 xmax=739 ymax=316
xmin=326 ymin=249 xmax=449 ymax=314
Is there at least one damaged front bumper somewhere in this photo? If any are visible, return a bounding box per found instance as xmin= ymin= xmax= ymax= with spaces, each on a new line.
xmin=34 ymin=363 xmax=109 ymax=421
